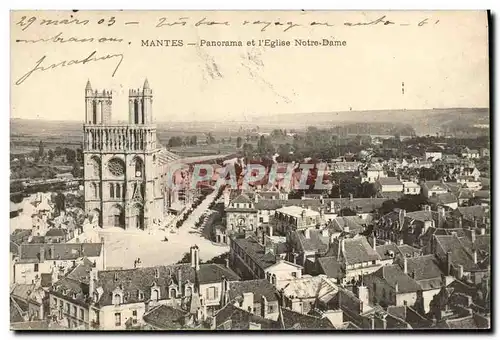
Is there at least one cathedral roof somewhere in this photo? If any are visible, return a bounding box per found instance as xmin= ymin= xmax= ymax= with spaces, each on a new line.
xmin=143 ymin=78 xmax=150 ymax=89
xmin=85 ymin=80 xmax=92 ymax=90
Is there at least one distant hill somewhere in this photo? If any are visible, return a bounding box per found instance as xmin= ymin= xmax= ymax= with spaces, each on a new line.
xmin=247 ymin=107 xmax=489 ymax=135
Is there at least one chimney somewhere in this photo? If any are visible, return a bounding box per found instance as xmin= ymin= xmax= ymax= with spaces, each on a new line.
xmin=330 ymin=201 xmax=335 ymax=213
xmin=357 ymin=285 xmax=369 ymax=309
xmin=403 ymin=256 xmax=408 ymax=274
xmin=349 ymin=193 xmax=353 ymax=202
xmin=471 ymin=230 xmax=476 ymax=244
xmin=292 ymin=252 xmax=297 ymax=264
xmin=446 ymin=251 xmax=452 ymax=275
xmin=195 ymin=246 xmax=200 ymax=271
xmin=304 ymin=228 xmax=310 ymax=239
xmin=178 ymin=268 xmax=183 ymax=294
xmin=370 ymin=316 xmax=375 ymax=330
xmin=261 ymin=296 xmax=268 ymax=319
xmin=190 ymin=246 xmax=195 ymax=268
xmin=473 ymin=249 xmax=478 ymax=264
xmin=457 ymin=264 xmax=464 ymax=279
xmin=280 ymin=288 xmax=286 ymax=308
xmin=458 ymin=217 xmax=463 ymax=229
xmin=321 ymin=228 xmax=328 ymax=237
xmin=223 ymin=190 xmax=230 ymax=208
xmin=301 ymin=209 xmax=306 ymax=218
xmin=242 ymin=292 xmax=254 ymax=313
xmin=372 ymin=235 xmax=376 ymax=250
xmin=480 ymin=228 xmax=486 ymax=235
xmin=394 ymin=282 xmax=399 ymax=294
xmin=254 ymin=194 xmax=259 ymax=203
xmin=225 ymin=257 xmax=230 ymax=268
xmin=40 ymin=246 xmax=45 ymax=262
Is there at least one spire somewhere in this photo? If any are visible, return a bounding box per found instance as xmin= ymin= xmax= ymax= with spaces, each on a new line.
xmin=85 ymin=79 xmax=92 ymax=91
xmin=143 ymin=78 xmax=150 ymax=89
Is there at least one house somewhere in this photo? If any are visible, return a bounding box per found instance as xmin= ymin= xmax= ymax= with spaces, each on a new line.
xmin=288 ymin=227 xmax=331 ymax=267
xmin=225 ymin=194 xmax=258 ymax=233
xmin=427 ymin=234 xmax=488 ymax=285
xmin=421 ymin=181 xmax=450 ymax=198
xmin=276 ymin=275 xmax=339 ymax=316
xmin=428 ymin=192 xmax=459 ymax=210
xmin=142 ymin=304 xmax=200 ymax=330
xmin=227 ymin=279 xmax=280 ymax=320
xmin=330 ymin=161 xmax=361 ymax=173
xmin=402 ymin=182 xmax=421 ymax=195
xmin=273 ymin=206 xmax=322 ymax=233
xmin=361 ymin=164 xmax=387 ymax=183
xmin=479 ymin=148 xmax=490 ymax=158
xmin=87 ymin=246 xmax=240 ymax=330
xmin=377 ymin=206 xmax=448 ymax=247
xmin=461 ymin=167 xmax=481 ymax=181
xmin=376 ymin=177 xmax=404 ymax=193
xmin=12 ymin=243 xmax=103 ymax=285
xmin=44 ymin=228 xmax=68 ymax=243
xmin=451 ymin=205 xmax=490 ymax=230
xmin=363 ymin=264 xmax=422 ymax=308
xmin=397 ymin=255 xmax=448 ymax=313
xmin=277 ymin=307 xmax=335 ymax=329
xmin=10 ymin=201 xmax=23 ymax=218
xmin=425 ymin=149 xmax=443 ymax=162
xmin=212 ymin=303 xmax=281 ymax=330
xmin=461 ymin=148 xmax=480 ymax=159
xmin=229 ymin=233 xmax=303 ymax=283
xmin=49 ymin=258 xmax=95 ymax=329
xmin=317 ymin=236 xmax=382 ymax=283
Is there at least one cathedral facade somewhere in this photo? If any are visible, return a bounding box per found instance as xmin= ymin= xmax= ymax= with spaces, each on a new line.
xmin=82 ymin=79 xmax=185 ymax=230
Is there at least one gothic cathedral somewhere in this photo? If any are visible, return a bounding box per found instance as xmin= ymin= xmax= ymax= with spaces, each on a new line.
xmin=83 ymin=79 xmax=164 ymax=230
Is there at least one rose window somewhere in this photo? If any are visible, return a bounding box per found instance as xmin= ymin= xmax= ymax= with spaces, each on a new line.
xmin=107 ymin=158 xmax=125 ymax=177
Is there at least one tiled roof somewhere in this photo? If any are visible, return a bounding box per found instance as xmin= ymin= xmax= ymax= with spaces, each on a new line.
xmin=17 ymin=243 xmax=102 ymax=263
xmin=52 ymin=276 xmax=89 ymax=306
xmin=10 ymin=298 xmax=26 ymax=323
xmin=377 ymin=177 xmax=403 ymax=186
xmin=293 ymin=229 xmax=330 ymax=253
xmin=456 ymin=206 xmax=489 ymax=221
xmin=371 ymin=265 xmax=421 ymax=293
xmin=156 ymin=148 xmax=180 ymax=166
xmin=231 ymin=194 xmax=253 ymax=204
xmin=342 ymin=237 xmax=380 ymax=265
xmin=254 ymin=197 xmax=388 ymax=214
xmin=375 ymin=243 xmax=400 ymax=261
xmin=45 ymin=228 xmax=67 ymax=237
xmin=279 ymin=276 xmax=338 ymax=301
xmin=428 ymin=192 xmax=458 ymax=205
xmin=228 ymin=279 xmax=279 ymax=303
xmin=317 ymin=257 xmax=343 ymax=279
xmin=439 ymin=315 xmax=487 ymax=329
xmin=435 ymin=235 xmax=479 ymax=272
xmin=404 ymin=255 xmax=443 ymax=281
xmin=215 ymin=303 xmax=281 ymax=330
xmin=143 ymin=305 xmax=186 ymax=330
xmin=396 ymin=245 xmax=422 ymax=257
xmin=279 ymin=307 xmax=335 ymax=329
xmin=95 ymin=263 xmax=239 ymax=306
xmin=422 ymin=181 xmax=449 ymax=191
xmin=232 ymin=235 xmax=278 ymax=270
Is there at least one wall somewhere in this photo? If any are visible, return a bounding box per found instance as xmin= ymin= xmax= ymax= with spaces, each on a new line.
xmin=50 ymin=294 xmax=90 ymax=329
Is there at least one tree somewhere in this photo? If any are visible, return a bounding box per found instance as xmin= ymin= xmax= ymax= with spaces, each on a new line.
xmin=206 ymin=132 xmax=216 ymax=145
xmin=71 ymin=161 xmax=82 ymax=178
xmin=190 ymin=135 xmax=197 ymax=146
xmin=168 ymin=136 xmax=183 ymax=147
xmin=47 ymin=149 xmax=54 ymax=162
xmin=38 ymin=140 xmax=45 ymax=160
xmin=76 ymin=148 xmax=83 ymax=163
xmin=65 ymin=148 xmax=76 ymax=163
xmin=54 ymin=192 xmax=66 ymax=213
xmin=236 ymin=136 xmax=243 ymax=148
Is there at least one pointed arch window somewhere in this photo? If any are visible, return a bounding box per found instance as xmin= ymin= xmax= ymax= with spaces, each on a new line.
xmin=109 ymin=183 xmax=115 ymax=198
xmin=116 ymin=184 xmax=121 ymax=198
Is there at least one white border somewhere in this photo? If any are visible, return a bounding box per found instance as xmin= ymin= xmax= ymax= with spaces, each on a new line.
xmin=3 ymin=1 xmax=498 ymax=339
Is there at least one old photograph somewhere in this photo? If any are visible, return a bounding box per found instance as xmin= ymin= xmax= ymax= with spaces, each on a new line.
xmin=9 ymin=10 xmax=490 ymax=331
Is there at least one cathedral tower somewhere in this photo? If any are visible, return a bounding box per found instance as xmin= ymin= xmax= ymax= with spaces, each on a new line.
xmin=83 ymin=79 xmax=162 ymax=231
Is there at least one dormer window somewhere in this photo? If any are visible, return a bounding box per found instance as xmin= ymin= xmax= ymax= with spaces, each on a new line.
xmin=113 ymin=293 xmax=122 ymax=305
xmin=138 ymin=290 xmax=144 ymax=300
xmin=72 ymin=293 xmax=78 ymax=299
xmin=154 ymin=269 xmax=159 ymax=279
xmin=151 ymin=288 xmax=159 ymax=301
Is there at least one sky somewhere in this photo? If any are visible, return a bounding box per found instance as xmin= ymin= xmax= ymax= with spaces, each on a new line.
xmin=11 ymin=10 xmax=489 ymax=122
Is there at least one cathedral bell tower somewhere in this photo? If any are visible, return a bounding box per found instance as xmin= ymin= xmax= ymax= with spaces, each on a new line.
xmin=83 ymin=79 xmax=160 ymax=231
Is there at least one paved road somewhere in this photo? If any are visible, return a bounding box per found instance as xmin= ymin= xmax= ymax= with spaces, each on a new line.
xmin=99 ymin=190 xmax=228 ymax=269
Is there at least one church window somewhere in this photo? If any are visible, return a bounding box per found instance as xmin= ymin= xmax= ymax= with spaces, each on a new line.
xmin=107 ymin=158 xmax=125 ymax=177
xmin=116 ymin=184 xmax=121 ymax=198
xmin=109 ymin=183 xmax=114 ymax=198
